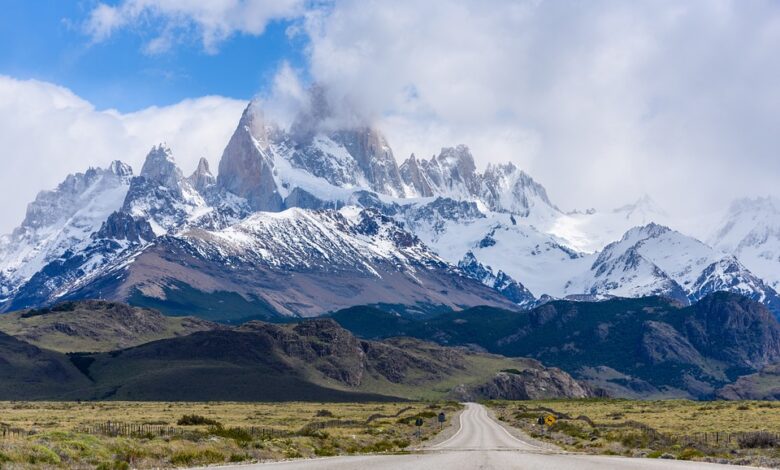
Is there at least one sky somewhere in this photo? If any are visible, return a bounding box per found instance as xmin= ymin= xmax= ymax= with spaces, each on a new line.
xmin=1 ymin=0 xmax=779 ymax=235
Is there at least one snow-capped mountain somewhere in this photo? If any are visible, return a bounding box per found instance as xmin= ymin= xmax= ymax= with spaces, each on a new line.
xmin=55 ymin=207 xmax=517 ymax=318
xmin=0 ymin=161 xmax=132 ymax=302
xmin=123 ymin=144 xmax=208 ymax=234
xmin=565 ymin=223 xmax=780 ymax=313
xmin=2 ymin=88 xmax=778 ymax=318
xmin=402 ymin=205 xmax=587 ymax=299
xmin=457 ymin=251 xmax=535 ymax=307
xmin=709 ymin=197 xmax=780 ymax=290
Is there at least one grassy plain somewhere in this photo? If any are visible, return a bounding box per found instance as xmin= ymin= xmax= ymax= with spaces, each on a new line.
xmin=0 ymin=401 xmax=461 ymax=469
xmin=488 ymin=399 xmax=780 ymax=467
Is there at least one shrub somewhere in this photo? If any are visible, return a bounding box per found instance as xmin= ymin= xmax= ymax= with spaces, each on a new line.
xmin=361 ymin=439 xmax=408 ymax=453
xmin=551 ymin=421 xmax=591 ymax=440
xmin=26 ymin=445 xmax=61 ymax=465
xmin=0 ymin=451 xmax=11 ymax=463
xmin=738 ymin=432 xmax=778 ymax=449
xmin=229 ymin=453 xmax=251 ymax=462
xmin=314 ymin=446 xmax=338 ymax=456
xmin=177 ymin=415 xmax=221 ymax=426
xmin=209 ymin=426 xmax=252 ymax=443
xmin=677 ymin=447 xmax=704 ymax=460
xmin=316 ymin=409 xmax=334 ymax=417
xmin=736 ymin=404 xmax=751 ymax=411
xmin=170 ymin=449 xmax=224 ymax=466
xmin=618 ymin=431 xmax=650 ymax=449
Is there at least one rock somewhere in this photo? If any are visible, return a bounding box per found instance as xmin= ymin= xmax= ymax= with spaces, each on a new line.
xmin=187 ymin=157 xmax=216 ymax=193
xmin=450 ymin=367 xmax=594 ymax=401
xmin=217 ymin=103 xmax=283 ymax=211
xmin=96 ymin=211 xmax=155 ymax=243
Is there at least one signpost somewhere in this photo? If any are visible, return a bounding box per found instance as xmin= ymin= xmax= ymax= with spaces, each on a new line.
xmin=438 ymin=412 xmax=446 ymax=429
xmin=415 ymin=417 xmax=423 ymax=438
xmin=544 ymin=415 xmax=557 ymax=427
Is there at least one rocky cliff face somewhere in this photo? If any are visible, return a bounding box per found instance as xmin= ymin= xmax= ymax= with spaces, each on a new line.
xmin=450 ymin=367 xmax=593 ymax=401
xmin=216 ymin=104 xmax=283 ymax=212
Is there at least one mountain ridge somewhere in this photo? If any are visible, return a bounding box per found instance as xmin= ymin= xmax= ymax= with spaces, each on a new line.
xmin=0 ymin=89 xmax=777 ymax=318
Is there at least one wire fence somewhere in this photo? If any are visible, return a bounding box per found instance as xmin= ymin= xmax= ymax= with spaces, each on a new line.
xmin=78 ymin=422 xmax=290 ymax=439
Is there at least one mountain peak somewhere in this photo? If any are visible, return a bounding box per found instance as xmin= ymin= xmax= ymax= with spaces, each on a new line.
xmin=621 ymin=222 xmax=673 ymax=242
xmin=437 ymin=145 xmax=477 ymax=175
xmin=188 ymin=157 xmax=215 ymax=192
xmin=139 ymin=144 xmax=184 ymax=191
xmin=108 ymin=160 xmax=133 ymax=178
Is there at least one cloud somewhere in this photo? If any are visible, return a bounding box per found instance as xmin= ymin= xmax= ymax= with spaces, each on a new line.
xmin=84 ymin=0 xmax=305 ymax=53
xmin=12 ymin=0 xmax=780 ymax=237
xmin=0 ymin=76 xmax=245 ymax=233
xmin=289 ymin=0 xmax=780 ymax=228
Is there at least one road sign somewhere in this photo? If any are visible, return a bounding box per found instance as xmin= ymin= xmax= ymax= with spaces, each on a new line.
xmin=544 ymin=415 xmax=557 ymax=427
xmin=438 ymin=412 xmax=445 ymax=429
xmin=415 ymin=418 xmax=423 ymax=427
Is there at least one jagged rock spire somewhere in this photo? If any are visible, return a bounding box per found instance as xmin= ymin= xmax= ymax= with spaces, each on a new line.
xmin=139 ymin=144 xmax=184 ymax=194
xmin=188 ymin=157 xmax=215 ymax=192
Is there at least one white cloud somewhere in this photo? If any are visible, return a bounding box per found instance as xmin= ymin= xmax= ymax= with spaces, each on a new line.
xmin=11 ymin=0 xmax=780 ymax=236
xmin=0 ymin=76 xmax=246 ymax=233
xmin=291 ymin=0 xmax=780 ymax=226
xmin=85 ymin=0 xmax=305 ymax=53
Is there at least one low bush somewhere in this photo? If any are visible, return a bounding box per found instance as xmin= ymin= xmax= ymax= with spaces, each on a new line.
xmin=551 ymin=421 xmax=591 ymax=440
xmin=229 ymin=453 xmax=251 ymax=462
xmin=315 ymin=409 xmax=334 ymax=417
xmin=209 ymin=426 xmax=252 ymax=443
xmin=26 ymin=445 xmax=61 ymax=465
xmin=738 ymin=432 xmax=778 ymax=449
xmin=677 ymin=447 xmax=704 ymax=460
xmin=177 ymin=415 xmax=221 ymax=426
xmin=170 ymin=449 xmax=224 ymax=466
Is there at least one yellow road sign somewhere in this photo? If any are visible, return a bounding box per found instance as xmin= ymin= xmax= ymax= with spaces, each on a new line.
xmin=544 ymin=415 xmax=557 ymax=427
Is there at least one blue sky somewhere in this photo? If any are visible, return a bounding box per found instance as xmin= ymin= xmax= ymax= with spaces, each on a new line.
xmin=0 ymin=0 xmax=306 ymax=111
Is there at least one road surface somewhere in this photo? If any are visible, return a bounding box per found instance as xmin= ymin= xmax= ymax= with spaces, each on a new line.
xmin=208 ymin=403 xmax=765 ymax=469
